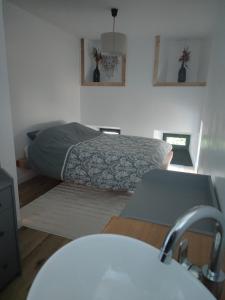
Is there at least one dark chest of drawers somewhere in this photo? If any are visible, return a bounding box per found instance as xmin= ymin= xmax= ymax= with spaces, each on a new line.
xmin=0 ymin=168 xmax=21 ymax=289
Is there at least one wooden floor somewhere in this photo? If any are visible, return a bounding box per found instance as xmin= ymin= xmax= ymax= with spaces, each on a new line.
xmin=0 ymin=176 xmax=69 ymax=300
xmin=19 ymin=175 xmax=60 ymax=207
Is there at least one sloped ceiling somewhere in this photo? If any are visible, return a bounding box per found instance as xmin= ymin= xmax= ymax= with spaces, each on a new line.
xmin=8 ymin=0 xmax=218 ymax=38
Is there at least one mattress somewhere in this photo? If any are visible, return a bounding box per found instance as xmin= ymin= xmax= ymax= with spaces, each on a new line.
xmin=28 ymin=122 xmax=172 ymax=190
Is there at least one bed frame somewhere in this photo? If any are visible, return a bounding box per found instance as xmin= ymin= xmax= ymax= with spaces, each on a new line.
xmin=16 ymin=150 xmax=173 ymax=171
xmin=16 ymin=158 xmax=30 ymax=169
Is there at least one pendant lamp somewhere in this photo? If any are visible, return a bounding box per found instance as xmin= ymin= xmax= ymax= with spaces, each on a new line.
xmin=101 ymin=8 xmax=127 ymax=55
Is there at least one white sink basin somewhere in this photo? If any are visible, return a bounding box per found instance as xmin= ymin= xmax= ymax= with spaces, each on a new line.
xmin=27 ymin=234 xmax=215 ymax=300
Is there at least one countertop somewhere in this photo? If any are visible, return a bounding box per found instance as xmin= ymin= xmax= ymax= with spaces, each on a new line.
xmin=103 ymin=216 xmax=225 ymax=300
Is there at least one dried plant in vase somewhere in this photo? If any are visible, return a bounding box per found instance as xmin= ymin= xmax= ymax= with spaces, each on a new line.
xmin=178 ymin=47 xmax=191 ymax=83
xmin=92 ymin=48 xmax=102 ymax=82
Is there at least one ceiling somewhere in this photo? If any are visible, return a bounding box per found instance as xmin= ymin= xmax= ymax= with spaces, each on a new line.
xmin=8 ymin=0 xmax=218 ymax=38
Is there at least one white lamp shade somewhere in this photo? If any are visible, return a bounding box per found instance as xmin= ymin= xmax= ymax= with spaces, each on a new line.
xmin=101 ymin=32 xmax=127 ymax=55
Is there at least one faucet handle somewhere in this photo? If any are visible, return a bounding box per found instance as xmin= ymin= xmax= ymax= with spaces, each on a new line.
xmin=178 ymin=239 xmax=192 ymax=269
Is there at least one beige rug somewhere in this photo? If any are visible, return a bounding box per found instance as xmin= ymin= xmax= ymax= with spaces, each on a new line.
xmin=21 ymin=182 xmax=130 ymax=239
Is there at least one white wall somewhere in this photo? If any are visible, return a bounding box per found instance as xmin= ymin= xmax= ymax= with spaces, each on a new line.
xmin=0 ymin=0 xmax=20 ymax=223
xmin=81 ymin=37 xmax=206 ymax=167
xmin=198 ymin=0 xmax=225 ymax=213
xmin=5 ymin=2 xmax=80 ymax=182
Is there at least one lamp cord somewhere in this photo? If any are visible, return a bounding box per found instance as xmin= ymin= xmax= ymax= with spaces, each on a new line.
xmin=113 ymin=17 xmax=115 ymax=33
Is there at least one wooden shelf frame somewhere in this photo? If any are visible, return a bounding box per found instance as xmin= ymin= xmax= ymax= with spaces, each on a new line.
xmin=154 ymin=81 xmax=207 ymax=87
xmin=80 ymin=39 xmax=126 ymax=87
xmin=153 ymin=35 xmax=207 ymax=87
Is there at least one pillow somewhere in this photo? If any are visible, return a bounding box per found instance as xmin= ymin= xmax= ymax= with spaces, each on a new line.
xmin=27 ymin=130 xmax=40 ymax=141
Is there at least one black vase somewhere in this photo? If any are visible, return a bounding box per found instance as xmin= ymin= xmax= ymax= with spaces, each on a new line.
xmin=93 ymin=64 xmax=100 ymax=82
xmin=178 ymin=62 xmax=186 ymax=83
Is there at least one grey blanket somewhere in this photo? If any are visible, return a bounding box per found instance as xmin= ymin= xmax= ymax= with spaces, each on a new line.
xmin=28 ymin=123 xmax=172 ymax=190
xmin=28 ymin=123 xmax=101 ymax=179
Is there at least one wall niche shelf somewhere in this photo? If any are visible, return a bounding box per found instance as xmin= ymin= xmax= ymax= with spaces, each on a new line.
xmin=81 ymin=39 xmax=126 ymax=87
xmin=153 ymin=35 xmax=210 ymax=87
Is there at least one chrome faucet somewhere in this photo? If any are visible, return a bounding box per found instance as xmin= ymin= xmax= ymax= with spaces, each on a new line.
xmin=159 ymin=205 xmax=225 ymax=299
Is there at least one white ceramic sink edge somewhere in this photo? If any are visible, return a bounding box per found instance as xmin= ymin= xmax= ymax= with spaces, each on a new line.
xmin=27 ymin=234 xmax=216 ymax=300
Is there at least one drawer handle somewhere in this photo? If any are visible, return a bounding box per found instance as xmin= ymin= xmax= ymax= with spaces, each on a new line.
xmin=2 ymin=263 xmax=8 ymax=270
xmin=0 ymin=231 xmax=5 ymax=237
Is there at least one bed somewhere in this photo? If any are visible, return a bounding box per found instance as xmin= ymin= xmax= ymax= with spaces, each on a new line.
xmin=27 ymin=122 xmax=173 ymax=191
